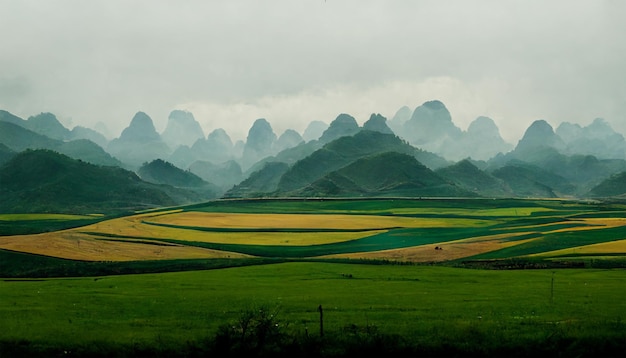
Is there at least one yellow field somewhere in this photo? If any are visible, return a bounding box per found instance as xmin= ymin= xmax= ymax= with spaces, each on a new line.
xmin=143 ymin=211 xmax=494 ymax=229
xmin=321 ymin=233 xmax=537 ymax=263
xmin=1 ymin=208 xmax=623 ymax=262
xmin=530 ymin=239 xmax=626 ymax=259
xmin=0 ymin=211 xmax=395 ymax=260
xmin=78 ymin=214 xmax=384 ymax=246
xmin=0 ymin=230 xmax=250 ymax=261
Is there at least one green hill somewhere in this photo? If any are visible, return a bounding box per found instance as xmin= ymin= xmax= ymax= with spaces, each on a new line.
xmin=137 ymin=159 xmax=220 ymax=200
xmin=293 ymin=152 xmax=471 ymax=197
xmin=225 ymin=162 xmax=290 ymax=198
xmin=277 ymin=130 xmax=450 ymax=193
xmin=436 ymin=159 xmax=512 ymax=197
xmin=488 ymin=146 xmax=626 ymax=194
xmin=490 ymin=162 xmax=576 ymax=198
xmin=586 ymin=171 xmax=626 ymax=198
xmin=0 ymin=121 xmax=59 ymax=152
xmin=0 ymin=121 xmax=122 ymax=167
xmin=0 ymin=150 xmax=192 ymax=214
xmin=0 ymin=109 xmax=27 ymax=126
xmin=138 ymin=159 xmax=207 ymax=187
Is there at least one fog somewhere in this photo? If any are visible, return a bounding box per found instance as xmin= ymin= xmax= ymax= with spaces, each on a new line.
xmin=1 ymin=0 xmax=625 ymax=143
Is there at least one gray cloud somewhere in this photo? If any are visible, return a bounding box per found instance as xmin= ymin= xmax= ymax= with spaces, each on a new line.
xmin=1 ymin=0 xmax=624 ymax=142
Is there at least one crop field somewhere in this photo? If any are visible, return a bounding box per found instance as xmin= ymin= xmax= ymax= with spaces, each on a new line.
xmin=1 ymin=198 xmax=624 ymax=264
xmin=1 ymin=198 xmax=626 ymax=356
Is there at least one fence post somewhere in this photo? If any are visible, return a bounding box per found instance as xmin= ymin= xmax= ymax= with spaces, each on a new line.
xmin=318 ymin=304 xmax=324 ymax=337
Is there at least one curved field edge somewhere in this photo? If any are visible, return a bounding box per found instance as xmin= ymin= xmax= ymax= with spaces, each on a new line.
xmin=1 ymin=198 xmax=625 ymax=266
xmin=0 ymin=249 xmax=284 ymax=278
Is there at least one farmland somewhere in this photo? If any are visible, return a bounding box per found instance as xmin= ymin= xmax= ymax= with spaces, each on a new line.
xmin=1 ymin=198 xmax=626 ymax=356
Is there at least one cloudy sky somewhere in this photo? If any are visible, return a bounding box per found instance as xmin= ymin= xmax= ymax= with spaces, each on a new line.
xmin=1 ymin=0 xmax=625 ymax=144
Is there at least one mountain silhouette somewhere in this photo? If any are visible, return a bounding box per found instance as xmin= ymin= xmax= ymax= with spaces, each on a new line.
xmin=241 ymin=118 xmax=277 ymax=170
xmin=362 ymin=113 xmax=394 ymax=135
xmin=107 ymin=112 xmax=171 ymax=168
xmin=161 ymin=110 xmax=205 ymax=150
xmin=318 ymin=113 xmax=360 ymax=144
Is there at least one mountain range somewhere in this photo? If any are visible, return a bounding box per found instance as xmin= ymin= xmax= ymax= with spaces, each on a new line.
xmin=2 ymin=100 xmax=626 ymax=214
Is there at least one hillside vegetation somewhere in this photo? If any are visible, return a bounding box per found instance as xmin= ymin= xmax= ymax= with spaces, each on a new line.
xmin=0 ymin=150 xmax=196 ymax=214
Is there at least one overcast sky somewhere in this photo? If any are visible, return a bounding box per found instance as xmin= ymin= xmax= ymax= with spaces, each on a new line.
xmin=1 ymin=0 xmax=625 ymax=144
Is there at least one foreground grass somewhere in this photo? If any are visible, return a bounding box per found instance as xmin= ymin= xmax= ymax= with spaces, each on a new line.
xmin=1 ymin=262 xmax=625 ymax=356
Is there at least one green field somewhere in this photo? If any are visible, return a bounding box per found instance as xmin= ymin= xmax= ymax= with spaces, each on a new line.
xmin=1 ymin=198 xmax=626 ymax=356
xmin=1 ymin=263 xmax=625 ymax=357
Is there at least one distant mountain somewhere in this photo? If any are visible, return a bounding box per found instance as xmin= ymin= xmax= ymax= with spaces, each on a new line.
xmin=514 ymin=119 xmax=565 ymax=154
xmin=225 ymin=162 xmax=290 ymax=198
xmin=586 ymin=171 xmax=626 ymax=198
xmin=161 ymin=110 xmax=205 ymax=150
xmin=387 ymin=103 xmax=514 ymax=162
xmin=274 ymin=129 xmax=304 ymax=153
xmin=0 ymin=110 xmax=26 ymax=126
xmin=191 ymin=128 xmax=235 ymax=165
xmin=362 ymin=113 xmax=394 ymax=135
xmin=94 ymin=121 xmax=113 ymax=139
xmin=436 ymin=159 xmax=512 ymax=197
xmin=459 ymin=116 xmax=513 ymax=161
xmin=294 ymin=152 xmax=471 ymax=198
xmin=0 ymin=121 xmax=122 ymax=167
xmin=318 ymin=113 xmax=360 ymax=144
xmin=487 ymin=127 xmax=626 ymax=195
xmin=241 ymin=118 xmax=277 ymax=170
xmin=402 ymin=100 xmax=462 ymax=152
xmin=387 ymin=105 xmax=412 ymax=134
xmin=556 ymin=118 xmax=626 ymax=160
xmin=276 ymin=130 xmax=450 ymax=194
xmin=25 ymin=113 xmax=71 ymax=141
xmin=302 ymin=120 xmax=328 ymax=142
xmin=107 ymin=112 xmax=171 ymax=168
xmin=188 ymin=159 xmax=243 ymax=192
xmin=70 ymin=126 xmax=109 ymax=149
xmin=168 ymin=145 xmax=196 ymax=170
xmin=0 ymin=150 xmax=188 ymax=214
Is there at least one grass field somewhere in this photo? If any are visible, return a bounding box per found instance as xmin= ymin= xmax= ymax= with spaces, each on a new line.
xmin=1 ymin=198 xmax=626 ymax=356
xmin=1 ymin=262 xmax=625 ymax=356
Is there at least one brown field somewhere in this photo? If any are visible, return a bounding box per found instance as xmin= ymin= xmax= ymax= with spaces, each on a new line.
xmin=0 ymin=230 xmax=250 ymax=261
xmin=143 ymin=211 xmax=494 ymax=229
xmin=320 ymin=232 xmax=537 ymax=263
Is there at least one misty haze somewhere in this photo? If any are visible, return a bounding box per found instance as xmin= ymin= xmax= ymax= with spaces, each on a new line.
xmin=1 ymin=1 xmax=626 ymax=357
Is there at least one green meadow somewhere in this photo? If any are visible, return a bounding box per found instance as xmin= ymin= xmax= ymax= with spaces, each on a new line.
xmin=1 ymin=263 xmax=625 ymax=357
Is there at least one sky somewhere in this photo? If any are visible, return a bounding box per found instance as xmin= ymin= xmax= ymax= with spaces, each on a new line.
xmin=1 ymin=0 xmax=625 ymax=144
